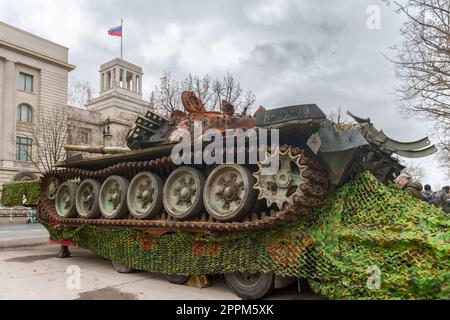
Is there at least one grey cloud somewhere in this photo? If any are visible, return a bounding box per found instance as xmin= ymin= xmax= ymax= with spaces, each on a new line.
xmin=244 ymin=41 xmax=317 ymax=73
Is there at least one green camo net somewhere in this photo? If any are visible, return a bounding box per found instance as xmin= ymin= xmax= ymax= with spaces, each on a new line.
xmin=43 ymin=172 xmax=449 ymax=299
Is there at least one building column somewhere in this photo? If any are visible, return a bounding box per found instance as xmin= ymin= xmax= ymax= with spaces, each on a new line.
xmin=132 ymin=73 xmax=137 ymax=92
xmin=109 ymin=71 xmax=113 ymax=89
xmin=103 ymin=72 xmax=109 ymax=91
xmin=115 ymin=67 xmax=120 ymax=88
xmin=138 ymin=75 xmax=142 ymax=94
xmin=2 ymin=59 xmax=15 ymax=165
xmin=100 ymin=72 xmax=104 ymax=92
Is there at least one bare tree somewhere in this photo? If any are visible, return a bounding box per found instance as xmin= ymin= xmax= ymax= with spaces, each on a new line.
xmin=15 ymin=106 xmax=71 ymax=174
xmin=152 ymin=71 xmax=182 ymax=115
xmin=401 ymin=162 xmax=426 ymax=180
xmin=387 ymin=0 xmax=450 ymax=170
xmin=152 ymin=72 xmax=256 ymax=115
xmin=68 ymin=78 xmax=96 ymax=108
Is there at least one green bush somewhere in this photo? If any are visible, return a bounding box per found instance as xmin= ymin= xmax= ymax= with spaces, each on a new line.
xmin=1 ymin=180 xmax=39 ymax=206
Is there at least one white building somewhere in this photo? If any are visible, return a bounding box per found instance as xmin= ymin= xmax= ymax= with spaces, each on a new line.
xmin=0 ymin=21 xmax=75 ymax=188
xmin=0 ymin=21 xmax=151 ymax=197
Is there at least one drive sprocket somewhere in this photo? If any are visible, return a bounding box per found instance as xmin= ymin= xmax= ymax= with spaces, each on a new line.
xmin=253 ymin=145 xmax=313 ymax=210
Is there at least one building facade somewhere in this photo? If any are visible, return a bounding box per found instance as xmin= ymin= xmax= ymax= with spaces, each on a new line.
xmin=0 ymin=21 xmax=75 ymax=191
xmin=74 ymin=58 xmax=150 ymax=148
xmin=0 ymin=21 xmax=151 ymax=198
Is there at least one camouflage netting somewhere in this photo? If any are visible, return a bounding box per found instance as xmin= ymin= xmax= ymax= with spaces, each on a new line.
xmin=1 ymin=180 xmax=39 ymax=206
xmin=42 ymin=172 xmax=449 ymax=299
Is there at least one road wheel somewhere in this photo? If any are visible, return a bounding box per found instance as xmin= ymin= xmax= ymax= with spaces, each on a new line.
xmin=163 ymin=166 xmax=205 ymax=220
xmin=204 ymin=164 xmax=256 ymax=221
xmin=55 ymin=182 xmax=79 ymax=218
xmin=224 ymin=271 xmax=274 ymax=300
xmin=127 ymin=171 xmax=163 ymax=219
xmin=111 ymin=261 xmax=135 ymax=273
xmin=99 ymin=176 xmax=129 ymax=219
xmin=165 ymin=274 xmax=190 ymax=284
xmin=76 ymin=179 xmax=101 ymax=219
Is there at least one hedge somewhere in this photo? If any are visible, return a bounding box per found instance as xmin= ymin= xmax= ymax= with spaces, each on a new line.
xmin=1 ymin=180 xmax=39 ymax=207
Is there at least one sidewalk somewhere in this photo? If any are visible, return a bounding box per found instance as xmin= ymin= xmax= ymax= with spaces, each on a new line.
xmin=0 ymin=216 xmax=28 ymax=225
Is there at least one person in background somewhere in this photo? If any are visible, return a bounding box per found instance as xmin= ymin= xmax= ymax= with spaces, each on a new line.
xmin=430 ymin=186 xmax=450 ymax=214
xmin=394 ymin=174 xmax=425 ymax=201
xmin=423 ymin=184 xmax=435 ymax=203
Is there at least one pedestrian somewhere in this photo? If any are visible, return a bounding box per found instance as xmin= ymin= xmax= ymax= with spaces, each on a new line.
xmin=395 ymin=174 xmax=425 ymax=201
xmin=430 ymin=186 xmax=450 ymax=214
xmin=423 ymin=184 xmax=435 ymax=202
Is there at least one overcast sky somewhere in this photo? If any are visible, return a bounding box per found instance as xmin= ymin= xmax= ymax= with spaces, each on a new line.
xmin=0 ymin=0 xmax=447 ymax=186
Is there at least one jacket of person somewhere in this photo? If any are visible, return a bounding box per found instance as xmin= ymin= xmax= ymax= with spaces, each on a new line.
xmin=403 ymin=180 xmax=424 ymax=201
xmin=430 ymin=187 xmax=450 ymax=213
xmin=423 ymin=189 xmax=435 ymax=202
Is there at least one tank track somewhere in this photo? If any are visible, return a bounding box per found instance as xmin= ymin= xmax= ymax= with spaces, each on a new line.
xmin=38 ymin=145 xmax=328 ymax=233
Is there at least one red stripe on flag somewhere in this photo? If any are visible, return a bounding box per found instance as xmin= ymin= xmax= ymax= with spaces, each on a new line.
xmin=108 ymin=30 xmax=122 ymax=37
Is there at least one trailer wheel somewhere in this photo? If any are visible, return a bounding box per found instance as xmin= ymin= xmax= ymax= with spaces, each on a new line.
xmin=165 ymin=274 xmax=190 ymax=284
xmin=111 ymin=261 xmax=135 ymax=273
xmin=224 ymin=271 xmax=274 ymax=300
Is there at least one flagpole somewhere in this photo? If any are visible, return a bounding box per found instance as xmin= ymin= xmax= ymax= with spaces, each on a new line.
xmin=120 ymin=19 xmax=123 ymax=60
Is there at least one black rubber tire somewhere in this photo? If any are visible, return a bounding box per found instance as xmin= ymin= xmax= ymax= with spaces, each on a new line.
xmin=111 ymin=261 xmax=135 ymax=273
xmin=76 ymin=179 xmax=101 ymax=219
xmin=57 ymin=246 xmax=71 ymax=258
xmin=165 ymin=274 xmax=190 ymax=284
xmin=127 ymin=171 xmax=164 ymax=220
xmin=55 ymin=182 xmax=79 ymax=218
xmin=224 ymin=271 xmax=274 ymax=300
xmin=163 ymin=166 xmax=205 ymax=220
xmin=12 ymin=171 xmax=38 ymax=181
xmin=99 ymin=175 xmax=130 ymax=219
xmin=203 ymin=164 xmax=256 ymax=222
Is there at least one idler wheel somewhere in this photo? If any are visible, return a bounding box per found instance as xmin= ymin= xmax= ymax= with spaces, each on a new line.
xmin=55 ymin=181 xmax=79 ymax=218
xmin=99 ymin=175 xmax=129 ymax=219
xmin=163 ymin=166 xmax=205 ymax=220
xmin=76 ymin=179 xmax=101 ymax=219
xmin=127 ymin=171 xmax=163 ymax=220
xmin=203 ymin=164 xmax=256 ymax=222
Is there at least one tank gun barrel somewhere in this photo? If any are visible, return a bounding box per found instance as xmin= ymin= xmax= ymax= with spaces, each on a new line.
xmin=64 ymin=145 xmax=130 ymax=154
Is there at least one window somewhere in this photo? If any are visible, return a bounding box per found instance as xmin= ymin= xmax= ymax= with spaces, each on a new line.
xmin=16 ymin=136 xmax=32 ymax=162
xmin=80 ymin=131 xmax=89 ymax=144
xmin=17 ymin=104 xmax=33 ymax=123
xmin=19 ymin=73 xmax=33 ymax=92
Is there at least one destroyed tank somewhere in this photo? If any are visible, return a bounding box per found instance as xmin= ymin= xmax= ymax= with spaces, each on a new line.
xmin=39 ymin=91 xmax=437 ymax=233
xmin=37 ymin=91 xmax=437 ymax=298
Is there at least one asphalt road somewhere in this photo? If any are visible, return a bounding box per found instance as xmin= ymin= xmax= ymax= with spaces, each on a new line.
xmin=0 ymin=223 xmax=49 ymax=248
xmin=0 ymin=223 xmax=323 ymax=300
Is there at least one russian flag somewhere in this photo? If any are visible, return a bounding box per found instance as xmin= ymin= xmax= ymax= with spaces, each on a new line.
xmin=108 ymin=25 xmax=122 ymax=37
